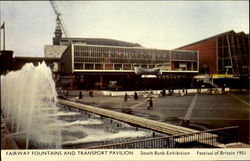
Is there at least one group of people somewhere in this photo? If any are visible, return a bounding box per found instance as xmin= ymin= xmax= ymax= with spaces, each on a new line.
xmin=78 ymin=90 xmax=94 ymax=99
xmin=124 ymin=91 xmax=153 ymax=110
xmin=124 ymin=92 xmax=139 ymax=102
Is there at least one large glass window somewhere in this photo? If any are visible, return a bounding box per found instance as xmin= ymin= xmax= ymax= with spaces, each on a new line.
xmin=85 ymin=64 xmax=94 ymax=70
xmin=105 ymin=64 xmax=113 ymax=70
xmin=74 ymin=63 xmax=83 ymax=70
xmin=114 ymin=64 xmax=122 ymax=70
xmin=73 ymin=45 xmax=198 ymax=71
xmin=123 ymin=64 xmax=131 ymax=70
xmin=95 ymin=64 xmax=103 ymax=70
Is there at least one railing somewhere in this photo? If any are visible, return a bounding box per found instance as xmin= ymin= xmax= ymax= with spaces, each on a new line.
xmin=210 ymin=126 xmax=239 ymax=145
xmin=88 ymin=126 xmax=239 ymax=149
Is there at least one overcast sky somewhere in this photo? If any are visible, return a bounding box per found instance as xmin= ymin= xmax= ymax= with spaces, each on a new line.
xmin=0 ymin=1 xmax=249 ymax=57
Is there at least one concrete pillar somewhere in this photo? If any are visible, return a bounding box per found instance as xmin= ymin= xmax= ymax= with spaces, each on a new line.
xmin=70 ymin=74 xmax=74 ymax=90
xmin=100 ymin=75 xmax=103 ymax=89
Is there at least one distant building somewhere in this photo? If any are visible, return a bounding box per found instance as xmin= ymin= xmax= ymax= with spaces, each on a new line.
xmin=0 ymin=50 xmax=14 ymax=75
xmin=44 ymin=45 xmax=67 ymax=58
xmin=46 ymin=23 xmax=199 ymax=89
xmin=13 ymin=57 xmax=60 ymax=72
xmin=61 ymin=44 xmax=198 ymax=73
xmin=49 ymin=23 xmax=249 ymax=89
xmin=52 ymin=22 xmax=142 ymax=48
xmin=59 ymin=37 xmax=142 ymax=48
xmin=0 ymin=50 xmax=59 ymax=79
xmin=177 ymin=30 xmax=249 ymax=77
xmin=59 ymin=43 xmax=198 ymax=89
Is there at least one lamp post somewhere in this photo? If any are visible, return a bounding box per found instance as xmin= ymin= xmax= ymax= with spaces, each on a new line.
xmin=0 ymin=74 xmax=1 ymax=113
xmin=0 ymin=21 xmax=6 ymax=111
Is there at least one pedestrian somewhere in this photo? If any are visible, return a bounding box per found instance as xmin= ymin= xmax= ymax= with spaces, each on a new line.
xmin=147 ymin=96 xmax=153 ymax=109
xmin=134 ymin=92 xmax=138 ymax=100
xmin=162 ymin=88 xmax=166 ymax=96
xmin=79 ymin=91 xmax=82 ymax=99
xmin=149 ymin=97 xmax=153 ymax=107
xmin=89 ymin=90 xmax=94 ymax=97
xmin=124 ymin=93 xmax=128 ymax=102
xmin=168 ymin=88 xmax=171 ymax=96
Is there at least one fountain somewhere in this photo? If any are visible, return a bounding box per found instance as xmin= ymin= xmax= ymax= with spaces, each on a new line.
xmin=1 ymin=62 xmax=156 ymax=149
xmin=1 ymin=62 xmax=62 ymax=149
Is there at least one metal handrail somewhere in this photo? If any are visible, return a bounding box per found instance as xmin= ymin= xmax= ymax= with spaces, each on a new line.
xmin=87 ymin=126 xmax=239 ymax=149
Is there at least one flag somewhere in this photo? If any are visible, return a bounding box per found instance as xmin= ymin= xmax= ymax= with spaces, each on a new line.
xmin=0 ymin=22 xmax=5 ymax=29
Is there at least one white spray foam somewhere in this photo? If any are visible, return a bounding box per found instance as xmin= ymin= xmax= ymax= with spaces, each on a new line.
xmin=63 ymin=127 xmax=151 ymax=145
xmin=1 ymin=62 xmax=62 ymax=149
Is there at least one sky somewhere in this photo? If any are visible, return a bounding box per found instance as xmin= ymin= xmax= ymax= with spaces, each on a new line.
xmin=0 ymin=1 xmax=249 ymax=57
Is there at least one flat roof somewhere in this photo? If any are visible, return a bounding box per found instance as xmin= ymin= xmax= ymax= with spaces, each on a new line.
xmin=73 ymin=43 xmax=197 ymax=53
xmin=60 ymin=37 xmax=142 ymax=47
xmin=14 ymin=56 xmax=60 ymax=61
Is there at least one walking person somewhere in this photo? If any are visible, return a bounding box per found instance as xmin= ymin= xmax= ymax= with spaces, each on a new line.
xmin=124 ymin=93 xmax=128 ymax=102
xmin=79 ymin=91 xmax=82 ymax=99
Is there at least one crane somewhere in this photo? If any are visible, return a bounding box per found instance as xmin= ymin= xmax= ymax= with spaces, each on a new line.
xmin=50 ymin=0 xmax=72 ymax=44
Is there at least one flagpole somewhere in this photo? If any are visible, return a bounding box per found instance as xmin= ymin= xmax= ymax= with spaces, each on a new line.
xmin=3 ymin=21 xmax=5 ymax=50
xmin=0 ymin=26 xmax=1 ymax=51
xmin=0 ymin=1 xmax=1 ymax=51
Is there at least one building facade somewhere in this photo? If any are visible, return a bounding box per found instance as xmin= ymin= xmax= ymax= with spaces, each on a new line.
xmin=177 ymin=30 xmax=249 ymax=77
xmin=59 ymin=44 xmax=198 ymax=90
xmin=44 ymin=45 xmax=68 ymax=58
xmin=13 ymin=57 xmax=60 ymax=73
xmin=52 ymin=20 xmax=199 ymax=90
xmin=61 ymin=44 xmax=198 ymax=73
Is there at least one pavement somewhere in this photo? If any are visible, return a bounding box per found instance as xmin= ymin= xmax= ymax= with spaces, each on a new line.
xmin=64 ymin=89 xmax=249 ymax=144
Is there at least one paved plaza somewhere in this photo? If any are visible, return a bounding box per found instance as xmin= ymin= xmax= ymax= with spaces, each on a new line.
xmin=65 ymin=90 xmax=249 ymax=144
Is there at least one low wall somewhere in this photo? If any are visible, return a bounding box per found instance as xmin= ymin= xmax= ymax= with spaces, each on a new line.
xmin=101 ymin=88 xmax=230 ymax=96
xmin=58 ymin=99 xmax=199 ymax=135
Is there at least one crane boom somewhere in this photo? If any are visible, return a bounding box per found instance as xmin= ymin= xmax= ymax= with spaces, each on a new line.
xmin=50 ymin=0 xmax=72 ymax=44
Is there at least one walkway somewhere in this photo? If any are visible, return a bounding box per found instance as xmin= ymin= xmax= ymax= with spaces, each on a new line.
xmin=59 ymin=99 xmax=199 ymax=135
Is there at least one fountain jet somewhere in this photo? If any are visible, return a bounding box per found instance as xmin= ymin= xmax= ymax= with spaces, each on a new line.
xmin=1 ymin=62 xmax=62 ymax=149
